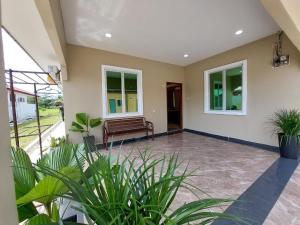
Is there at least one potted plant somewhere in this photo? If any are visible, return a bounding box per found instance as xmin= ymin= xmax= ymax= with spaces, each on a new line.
xmin=70 ymin=113 xmax=102 ymax=147
xmin=271 ymin=109 xmax=300 ymax=159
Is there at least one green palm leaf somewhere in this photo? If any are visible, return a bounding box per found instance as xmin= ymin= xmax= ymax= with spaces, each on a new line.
xmin=70 ymin=113 xmax=102 ymax=135
xmin=166 ymin=199 xmax=237 ymax=225
xmin=11 ymin=147 xmax=35 ymax=195
xmin=90 ymin=118 xmax=102 ymax=128
xmin=16 ymin=201 xmax=38 ymax=223
xmin=37 ymin=144 xmax=85 ymax=180
xmin=17 ymin=167 xmax=81 ymax=205
xmin=70 ymin=122 xmax=85 ymax=133
xmin=51 ymin=202 xmax=59 ymax=222
xmin=38 ymin=147 xmax=240 ymax=225
xmin=44 ymin=222 xmax=86 ymax=225
xmin=76 ymin=113 xmax=89 ymax=126
xmin=11 ymin=147 xmax=39 ymax=222
xmin=25 ymin=214 xmax=51 ymax=225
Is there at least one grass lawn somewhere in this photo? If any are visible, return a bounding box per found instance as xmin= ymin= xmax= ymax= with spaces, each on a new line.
xmin=11 ymin=108 xmax=61 ymax=149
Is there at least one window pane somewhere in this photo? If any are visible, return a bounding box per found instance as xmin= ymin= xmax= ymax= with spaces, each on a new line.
xmin=124 ymin=73 xmax=138 ymax=112
xmin=226 ymin=66 xmax=242 ymax=111
xmin=209 ymin=71 xmax=223 ymax=110
xmin=106 ymin=71 xmax=122 ymax=114
xmin=27 ymin=96 xmax=35 ymax=104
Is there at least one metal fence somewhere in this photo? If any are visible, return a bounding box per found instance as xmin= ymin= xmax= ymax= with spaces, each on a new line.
xmin=5 ymin=69 xmax=61 ymax=156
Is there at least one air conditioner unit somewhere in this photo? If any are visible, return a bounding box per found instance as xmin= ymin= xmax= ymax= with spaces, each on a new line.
xmin=48 ymin=65 xmax=60 ymax=81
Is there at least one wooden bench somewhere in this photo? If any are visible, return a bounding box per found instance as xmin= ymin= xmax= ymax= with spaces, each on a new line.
xmin=103 ymin=117 xmax=154 ymax=149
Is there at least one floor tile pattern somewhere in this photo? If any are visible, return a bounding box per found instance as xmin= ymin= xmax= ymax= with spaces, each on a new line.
xmin=108 ymin=132 xmax=300 ymax=224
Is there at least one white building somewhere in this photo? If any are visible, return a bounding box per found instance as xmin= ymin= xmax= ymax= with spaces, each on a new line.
xmin=7 ymin=87 xmax=36 ymax=123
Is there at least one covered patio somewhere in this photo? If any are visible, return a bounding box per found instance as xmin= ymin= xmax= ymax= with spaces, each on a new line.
xmin=109 ymin=132 xmax=300 ymax=224
xmin=1 ymin=0 xmax=300 ymax=224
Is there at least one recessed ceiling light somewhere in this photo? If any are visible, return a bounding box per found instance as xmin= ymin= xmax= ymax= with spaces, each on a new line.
xmin=184 ymin=54 xmax=189 ymax=58
xmin=105 ymin=33 xmax=112 ymax=38
xmin=235 ymin=30 xmax=243 ymax=35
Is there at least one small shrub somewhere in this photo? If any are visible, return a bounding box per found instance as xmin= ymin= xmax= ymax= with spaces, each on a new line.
xmin=271 ymin=109 xmax=300 ymax=137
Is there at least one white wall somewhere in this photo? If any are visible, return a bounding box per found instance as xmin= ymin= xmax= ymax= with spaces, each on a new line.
xmin=7 ymin=92 xmax=36 ymax=122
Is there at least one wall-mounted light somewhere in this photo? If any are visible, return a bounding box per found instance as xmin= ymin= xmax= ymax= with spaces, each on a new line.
xmin=273 ymin=31 xmax=290 ymax=68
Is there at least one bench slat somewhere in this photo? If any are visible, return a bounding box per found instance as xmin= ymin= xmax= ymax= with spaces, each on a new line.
xmin=103 ymin=116 xmax=154 ymax=149
xmin=108 ymin=123 xmax=145 ymax=129
xmin=106 ymin=119 xmax=144 ymax=125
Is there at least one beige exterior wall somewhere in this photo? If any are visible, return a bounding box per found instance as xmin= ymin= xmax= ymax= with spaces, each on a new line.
xmin=64 ymin=44 xmax=185 ymax=143
xmin=184 ymin=34 xmax=300 ymax=146
xmin=0 ymin=3 xmax=18 ymax=224
xmin=64 ymin=34 xmax=300 ymax=146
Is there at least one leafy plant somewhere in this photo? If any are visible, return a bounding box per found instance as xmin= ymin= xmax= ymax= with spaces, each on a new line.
xmin=271 ymin=109 xmax=300 ymax=137
xmin=49 ymin=136 xmax=68 ymax=148
xmin=37 ymin=145 xmax=243 ymax=225
xmin=70 ymin=113 xmax=102 ymax=136
xmin=12 ymin=143 xmax=85 ymax=224
xmin=38 ymin=96 xmax=56 ymax=108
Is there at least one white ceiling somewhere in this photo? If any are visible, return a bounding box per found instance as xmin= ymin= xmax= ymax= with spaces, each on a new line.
xmin=60 ymin=0 xmax=279 ymax=66
xmin=1 ymin=0 xmax=60 ymax=71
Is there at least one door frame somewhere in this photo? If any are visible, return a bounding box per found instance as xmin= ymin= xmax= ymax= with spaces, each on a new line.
xmin=166 ymin=82 xmax=183 ymax=130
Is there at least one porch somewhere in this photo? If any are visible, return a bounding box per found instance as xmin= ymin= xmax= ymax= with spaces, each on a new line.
xmin=1 ymin=0 xmax=300 ymax=224
xmin=110 ymin=132 xmax=300 ymax=224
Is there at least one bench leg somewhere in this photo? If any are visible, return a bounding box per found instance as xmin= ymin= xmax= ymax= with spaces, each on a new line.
xmin=106 ymin=136 xmax=109 ymax=150
xmin=151 ymin=128 xmax=154 ymax=140
xmin=103 ymin=133 xmax=108 ymax=150
xmin=146 ymin=129 xmax=149 ymax=139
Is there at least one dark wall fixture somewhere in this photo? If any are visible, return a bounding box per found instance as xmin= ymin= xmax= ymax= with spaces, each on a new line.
xmin=272 ymin=31 xmax=290 ymax=68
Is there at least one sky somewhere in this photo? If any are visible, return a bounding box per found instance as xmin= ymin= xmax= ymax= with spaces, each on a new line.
xmin=2 ymin=28 xmax=60 ymax=96
xmin=2 ymin=29 xmax=42 ymax=72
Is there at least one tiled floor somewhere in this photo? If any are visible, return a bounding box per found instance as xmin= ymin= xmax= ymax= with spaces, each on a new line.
xmin=264 ymin=164 xmax=300 ymax=225
xmin=109 ymin=132 xmax=300 ymax=225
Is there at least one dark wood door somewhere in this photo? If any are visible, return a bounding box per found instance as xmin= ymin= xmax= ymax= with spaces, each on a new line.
xmin=166 ymin=82 xmax=182 ymax=131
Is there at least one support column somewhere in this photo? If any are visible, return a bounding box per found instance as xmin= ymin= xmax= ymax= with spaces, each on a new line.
xmin=0 ymin=2 xmax=19 ymax=224
xmin=34 ymin=83 xmax=43 ymax=156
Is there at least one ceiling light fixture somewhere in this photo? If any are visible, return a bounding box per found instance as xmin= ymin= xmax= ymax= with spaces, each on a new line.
xmin=184 ymin=54 xmax=189 ymax=58
xmin=105 ymin=33 xmax=112 ymax=38
xmin=235 ymin=30 xmax=243 ymax=35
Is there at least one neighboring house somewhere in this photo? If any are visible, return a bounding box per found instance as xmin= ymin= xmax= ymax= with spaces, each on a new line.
xmin=7 ymin=87 xmax=36 ymax=123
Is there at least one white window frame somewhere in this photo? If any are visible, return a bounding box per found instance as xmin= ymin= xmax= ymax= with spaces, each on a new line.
xmin=102 ymin=65 xmax=143 ymax=118
xmin=204 ymin=60 xmax=247 ymax=116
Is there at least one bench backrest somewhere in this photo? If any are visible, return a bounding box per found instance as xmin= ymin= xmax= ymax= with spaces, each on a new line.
xmin=104 ymin=117 xmax=146 ymax=133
